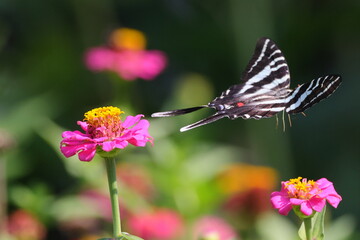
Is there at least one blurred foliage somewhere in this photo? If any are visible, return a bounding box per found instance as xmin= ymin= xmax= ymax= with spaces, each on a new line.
xmin=0 ymin=0 xmax=359 ymax=240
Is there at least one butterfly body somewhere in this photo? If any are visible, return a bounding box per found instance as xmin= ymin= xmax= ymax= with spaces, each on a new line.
xmin=152 ymin=38 xmax=342 ymax=132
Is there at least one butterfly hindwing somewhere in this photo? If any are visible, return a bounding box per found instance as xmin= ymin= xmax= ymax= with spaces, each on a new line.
xmin=285 ymin=75 xmax=342 ymax=114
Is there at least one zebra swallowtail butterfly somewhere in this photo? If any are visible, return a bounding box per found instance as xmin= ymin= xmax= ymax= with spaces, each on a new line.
xmin=152 ymin=37 xmax=342 ymax=132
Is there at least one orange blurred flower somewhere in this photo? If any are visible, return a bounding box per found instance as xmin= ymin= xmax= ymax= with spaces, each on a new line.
xmin=217 ymin=164 xmax=278 ymax=220
xmin=217 ymin=163 xmax=278 ymax=195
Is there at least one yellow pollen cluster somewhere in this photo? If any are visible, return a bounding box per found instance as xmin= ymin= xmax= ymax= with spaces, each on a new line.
xmin=84 ymin=106 xmax=123 ymax=125
xmin=286 ymin=177 xmax=316 ymax=199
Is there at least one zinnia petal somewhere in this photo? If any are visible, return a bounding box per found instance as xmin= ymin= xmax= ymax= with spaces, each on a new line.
xmin=78 ymin=147 xmax=97 ymax=162
xmin=326 ymin=194 xmax=342 ymax=208
xmin=289 ymin=198 xmax=305 ymax=206
xmin=270 ymin=192 xmax=293 ymax=216
xmin=102 ymin=141 xmax=116 ymax=152
xmin=300 ymin=201 xmax=314 ymax=216
xmin=309 ymin=197 xmax=326 ymax=212
xmin=122 ymin=114 xmax=144 ymax=128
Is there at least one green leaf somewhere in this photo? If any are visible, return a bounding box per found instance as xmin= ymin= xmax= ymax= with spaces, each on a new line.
xmin=298 ymin=221 xmax=306 ymax=240
xmin=312 ymin=205 xmax=326 ymax=240
xmin=298 ymin=206 xmax=326 ymax=240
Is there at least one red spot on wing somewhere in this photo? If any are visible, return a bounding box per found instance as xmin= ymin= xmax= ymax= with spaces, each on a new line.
xmin=237 ymin=102 xmax=245 ymax=107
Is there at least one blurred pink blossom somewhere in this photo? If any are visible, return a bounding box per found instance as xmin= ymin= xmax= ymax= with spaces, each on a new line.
xmin=80 ymin=189 xmax=113 ymax=221
xmin=127 ymin=208 xmax=183 ymax=240
xmin=113 ymin=50 xmax=167 ymax=80
xmin=84 ymin=28 xmax=167 ymax=81
xmin=7 ymin=210 xmax=46 ymax=240
xmin=116 ymin=163 xmax=155 ymax=199
xmin=193 ymin=216 xmax=238 ymax=240
xmin=85 ymin=47 xmax=116 ymax=71
xmin=270 ymin=177 xmax=342 ymax=216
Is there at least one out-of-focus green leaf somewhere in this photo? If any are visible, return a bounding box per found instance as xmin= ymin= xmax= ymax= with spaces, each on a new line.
xmin=9 ymin=183 xmax=54 ymax=222
xmin=0 ymin=93 xmax=58 ymax=142
xmin=175 ymin=73 xmax=214 ymax=107
xmin=256 ymin=212 xmax=297 ymax=240
xmin=324 ymin=215 xmax=356 ymax=240
xmin=50 ymin=195 xmax=102 ymax=221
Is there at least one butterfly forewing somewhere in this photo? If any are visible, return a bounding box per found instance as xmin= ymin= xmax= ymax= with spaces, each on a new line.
xmin=209 ymin=38 xmax=291 ymax=120
xmin=241 ymin=38 xmax=290 ymax=91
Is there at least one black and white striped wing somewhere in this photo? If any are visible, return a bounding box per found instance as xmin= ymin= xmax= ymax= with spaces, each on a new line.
xmin=242 ymin=37 xmax=290 ymax=90
xmin=285 ymin=75 xmax=342 ymax=114
xmin=218 ymin=38 xmax=290 ymax=101
xmin=208 ymin=38 xmax=291 ymax=121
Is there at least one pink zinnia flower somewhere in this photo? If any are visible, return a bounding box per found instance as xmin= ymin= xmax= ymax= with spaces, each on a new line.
xmin=127 ymin=208 xmax=183 ymax=240
xmin=270 ymin=177 xmax=342 ymax=216
xmin=60 ymin=106 xmax=153 ymax=162
xmin=113 ymin=50 xmax=167 ymax=81
xmin=84 ymin=28 xmax=167 ymax=81
xmin=193 ymin=216 xmax=238 ymax=240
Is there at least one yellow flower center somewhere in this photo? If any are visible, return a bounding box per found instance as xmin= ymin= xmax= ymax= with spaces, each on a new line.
xmin=285 ymin=177 xmax=317 ymax=199
xmin=84 ymin=106 xmax=124 ymax=139
xmin=110 ymin=28 xmax=146 ymax=51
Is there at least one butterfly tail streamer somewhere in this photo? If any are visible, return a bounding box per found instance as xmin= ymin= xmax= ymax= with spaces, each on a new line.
xmin=151 ymin=106 xmax=207 ymax=117
xmin=180 ymin=113 xmax=226 ymax=132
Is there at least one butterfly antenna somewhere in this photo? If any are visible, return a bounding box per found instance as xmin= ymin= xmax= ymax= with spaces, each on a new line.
xmin=301 ymin=112 xmax=307 ymax=117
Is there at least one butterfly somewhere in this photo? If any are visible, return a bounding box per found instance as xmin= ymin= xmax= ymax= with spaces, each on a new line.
xmin=151 ymin=37 xmax=342 ymax=132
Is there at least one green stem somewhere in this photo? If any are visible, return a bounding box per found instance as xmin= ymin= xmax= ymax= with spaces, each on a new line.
xmin=104 ymin=157 xmax=122 ymax=237
xmin=303 ymin=217 xmax=312 ymax=240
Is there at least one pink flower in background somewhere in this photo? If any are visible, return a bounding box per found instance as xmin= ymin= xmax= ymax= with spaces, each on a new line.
xmin=193 ymin=216 xmax=238 ymax=240
xmin=7 ymin=210 xmax=46 ymax=240
xmin=85 ymin=47 xmax=117 ymax=71
xmin=85 ymin=28 xmax=167 ymax=81
xmin=113 ymin=50 xmax=167 ymax=80
xmin=60 ymin=106 xmax=153 ymax=162
xmin=127 ymin=208 xmax=183 ymax=240
xmin=270 ymin=177 xmax=342 ymax=216
xmin=116 ymin=162 xmax=155 ymax=200
xmin=80 ymin=190 xmax=113 ymax=221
